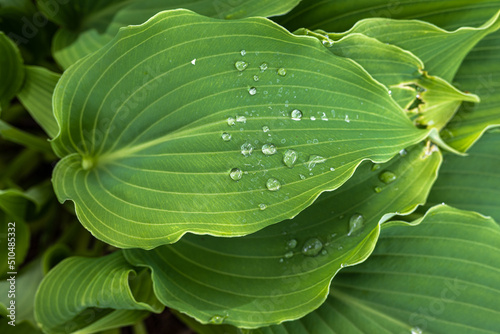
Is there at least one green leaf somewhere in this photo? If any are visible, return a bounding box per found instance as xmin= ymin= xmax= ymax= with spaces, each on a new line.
xmin=0 ymin=120 xmax=53 ymax=154
xmin=35 ymin=251 xmax=164 ymax=334
xmin=51 ymin=10 xmax=429 ymax=249
xmin=123 ymin=142 xmax=441 ymax=327
xmin=0 ymin=216 xmax=29 ymax=278
xmin=17 ymin=66 xmax=60 ymax=138
xmin=45 ymin=0 xmax=301 ymax=69
xmin=0 ymin=31 xmax=24 ymax=111
xmin=426 ymin=130 xmax=500 ymax=221
xmin=193 ymin=205 xmax=500 ymax=333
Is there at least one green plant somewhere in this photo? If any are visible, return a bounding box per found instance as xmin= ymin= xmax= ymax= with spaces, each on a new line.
xmin=1 ymin=1 xmax=499 ymax=333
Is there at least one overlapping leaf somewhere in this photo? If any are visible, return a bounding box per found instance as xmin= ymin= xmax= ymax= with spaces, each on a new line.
xmin=51 ymin=10 xmax=429 ymax=249
xmin=0 ymin=31 xmax=24 ymax=111
xmin=35 ymin=251 xmax=163 ymax=334
xmin=123 ymin=142 xmax=441 ymax=327
xmin=41 ymin=0 xmax=302 ymax=68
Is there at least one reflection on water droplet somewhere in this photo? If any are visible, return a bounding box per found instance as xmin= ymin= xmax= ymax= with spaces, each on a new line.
xmin=345 ymin=115 xmax=350 ymax=123
xmin=302 ymin=238 xmax=323 ymax=257
xmin=379 ymin=171 xmax=397 ymax=184
xmin=241 ymin=142 xmax=253 ymax=157
xmin=284 ymin=251 xmax=294 ymax=258
xmin=321 ymin=249 xmax=327 ymax=255
xmin=291 ymin=109 xmax=302 ymax=121
xmin=249 ymin=87 xmax=257 ymax=95
xmin=236 ymin=115 xmax=246 ymax=123
xmin=321 ymin=112 xmax=328 ymax=121
xmin=399 ymin=149 xmax=408 ymax=156
xmin=371 ymin=163 xmax=381 ymax=171
xmin=374 ymin=186 xmax=383 ymax=193
xmin=221 ymin=132 xmax=232 ymax=141
xmin=330 ymin=167 xmax=335 ymax=171
xmin=283 ymin=149 xmax=298 ymax=168
xmin=262 ymin=125 xmax=270 ymax=133
xmin=191 ymin=58 xmax=196 ymax=65
xmin=262 ymin=144 xmax=277 ymax=155
xmin=210 ymin=315 xmax=226 ymax=324
xmin=277 ymin=68 xmax=287 ymax=76
xmin=227 ymin=117 xmax=236 ymax=126
xmin=299 ymin=174 xmax=306 ymax=180
xmin=235 ymin=60 xmax=248 ymax=71
xmin=348 ymin=213 xmax=364 ymax=236
xmin=287 ymin=239 xmax=297 ymax=249
xmin=266 ymin=178 xmax=281 ymax=191
xmin=411 ymin=327 xmax=423 ymax=334
xmin=229 ymin=168 xmax=242 ymax=181
xmin=307 ymin=155 xmax=326 ymax=170
xmin=253 ymin=75 xmax=259 ymax=81
xmin=260 ymin=62 xmax=268 ymax=71
xmin=240 ymin=49 xmax=246 ymax=56
xmin=259 ymin=203 xmax=267 ymax=211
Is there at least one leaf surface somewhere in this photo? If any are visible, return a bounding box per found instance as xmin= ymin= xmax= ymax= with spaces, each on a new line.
xmin=124 ymin=142 xmax=441 ymax=327
xmin=51 ymin=10 xmax=429 ymax=249
xmin=0 ymin=31 xmax=24 ymax=111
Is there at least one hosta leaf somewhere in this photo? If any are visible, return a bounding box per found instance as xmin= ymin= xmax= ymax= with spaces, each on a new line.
xmin=35 ymin=251 xmax=164 ymax=334
xmin=0 ymin=120 xmax=53 ymax=154
xmin=189 ymin=205 xmax=500 ymax=333
xmin=426 ymin=130 xmax=500 ymax=221
xmin=17 ymin=66 xmax=60 ymax=138
xmin=51 ymin=10 xmax=429 ymax=249
xmin=322 ymin=10 xmax=500 ymax=83
xmin=0 ymin=31 xmax=24 ymax=111
xmin=44 ymin=0 xmax=302 ymax=68
xmin=297 ymin=32 xmax=479 ymax=129
xmin=123 ymin=142 xmax=441 ymax=327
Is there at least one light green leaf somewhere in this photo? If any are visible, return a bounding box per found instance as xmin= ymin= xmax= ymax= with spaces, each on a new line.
xmin=193 ymin=205 xmax=500 ymax=333
xmin=51 ymin=10 xmax=429 ymax=249
xmin=17 ymin=66 xmax=61 ymax=138
xmin=45 ymin=0 xmax=302 ymax=69
xmin=123 ymin=142 xmax=441 ymax=327
xmin=35 ymin=251 xmax=164 ymax=334
xmin=427 ymin=130 xmax=500 ymax=221
xmin=0 ymin=31 xmax=24 ymax=111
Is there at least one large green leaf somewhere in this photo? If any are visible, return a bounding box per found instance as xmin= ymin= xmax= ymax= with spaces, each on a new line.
xmin=44 ymin=0 xmax=302 ymax=68
xmin=34 ymin=251 xmax=164 ymax=334
xmin=123 ymin=142 xmax=441 ymax=327
xmin=17 ymin=66 xmax=60 ymax=138
xmin=51 ymin=10 xmax=429 ymax=249
xmin=186 ymin=205 xmax=500 ymax=333
xmin=426 ymin=130 xmax=500 ymax=221
xmin=0 ymin=31 xmax=24 ymax=111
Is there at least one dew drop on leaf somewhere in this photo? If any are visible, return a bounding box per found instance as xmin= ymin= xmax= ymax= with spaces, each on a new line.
xmin=262 ymin=125 xmax=270 ymax=133
xmin=411 ymin=327 xmax=423 ymax=334
xmin=345 ymin=115 xmax=350 ymax=123
xmin=253 ymin=75 xmax=260 ymax=81
xmin=259 ymin=203 xmax=267 ymax=211
xmin=241 ymin=142 xmax=254 ymax=157
xmin=229 ymin=168 xmax=242 ymax=181
xmin=287 ymin=239 xmax=297 ymax=249
xmin=249 ymin=87 xmax=257 ymax=95
xmin=277 ymin=67 xmax=287 ymax=76
xmin=348 ymin=213 xmax=364 ymax=236
xmin=266 ymin=178 xmax=281 ymax=191
xmin=299 ymin=174 xmax=306 ymax=180
xmin=400 ymin=148 xmax=408 ymax=156
xmin=262 ymin=143 xmax=277 ymax=155
xmin=227 ymin=117 xmax=236 ymax=126
xmin=321 ymin=249 xmax=328 ymax=255
xmin=301 ymin=238 xmax=323 ymax=257
xmin=374 ymin=186 xmax=383 ymax=193
xmin=310 ymin=116 xmax=316 ymax=121
xmin=190 ymin=58 xmax=196 ymax=65
xmin=209 ymin=315 xmax=226 ymax=324
xmin=283 ymin=149 xmax=298 ymax=168
xmin=221 ymin=132 xmax=232 ymax=142
xmin=240 ymin=49 xmax=246 ymax=56
xmin=371 ymin=163 xmax=381 ymax=171
xmin=379 ymin=171 xmax=397 ymax=184
xmin=260 ymin=62 xmax=268 ymax=71
xmin=235 ymin=60 xmax=248 ymax=71
xmin=284 ymin=251 xmax=294 ymax=258
xmin=307 ymin=155 xmax=326 ymax=170
xmin=236 ymin=115 xmax=247 ymax=123
xmin=321 ymin=112 xmax=328 ymax=121
xmin=291 ymin=109 xmax=302 ymax=121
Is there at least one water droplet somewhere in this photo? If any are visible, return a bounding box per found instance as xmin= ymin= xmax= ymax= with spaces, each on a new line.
xmin=210 ymin=315 xmax=226 ymax=324
xmin=379 ymin=171 xmax=397 ymax=184
xmin=221 ymin=132 xmax=232 ymax=141
xmin=266 ymin=178 xmax=281 ymax=191
xmin=277 ymin=68 xmax=287 ymax=76
xmin=253 ymin=75 xmax=259 ymax=81
xmin=348 ymin=213 xmax=364 ymax=236
xmin=259 ymin=203 xmax=267 ymax=211
xmin=279 ymin=258 xmax=284 ymax=263
xmin=229 ymin=168 xmax=242 ymax=181
xmin=236 ymin=115 xmax=246 ymax=123
xmin=191 ymin=58 xmax=196 ymax=65
xmin=329 ymin=167 xmax=335 ymax=171
xmin=291 ymin=109 xmax=302 ymax=121
xmin=287 ymin=239 xmax=297 ymax=249
xmin=310 ymin=116 xmax=316 ymax=121
xmin=321 ymin=112 xmax=328 ymax=121
xmin=240 ymin=49 xmax=246 ymax=56
xmin=284 ymin=251 xmax=294 ymax=258
xmin=249 ymin=87 xmax=257 ymax=95
xmin=411 ymin=327 xmax=423 ymax=334
xmin=235 ymin=60 xmax=248 ymax=71
xmin=321 ymin=249 xmax=328 ymax=255
xmin=301 ymin=238 xmax=323 ymax=257
xmin=374 ymin=186 xmax=383 ymax=193
xmin=345 ymin=115 xmax=350 ymax=123
xmin=241 ymin=142 xmax=253 ymax=157
xmin=307 ymin=155 xmax=326 ymax=170
xmin=260 ymin=62 xmax=268 ymax=71
xmin=262 ymin=144 xmax=277 ymax=155
xmin=299 ymin=174 xmax=306 ymax=180
xmin=388 ymin=90 xmax=392 ymax=96
xmin=399 ymin=149 xmax=408 ymax=156
xmin=262 ymin=125 xmax=270 ymax=133
xmin=227 ymin=117 xmax=236 ymax=126
xmin=283 ymin=149 xmax=298 ymax=168
xmin=371 ymin=163 xmax=381 ymax=171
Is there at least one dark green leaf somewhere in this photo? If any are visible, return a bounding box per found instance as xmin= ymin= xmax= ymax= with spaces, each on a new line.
xmin=0 ymin=31 xmax=24 ymax=111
